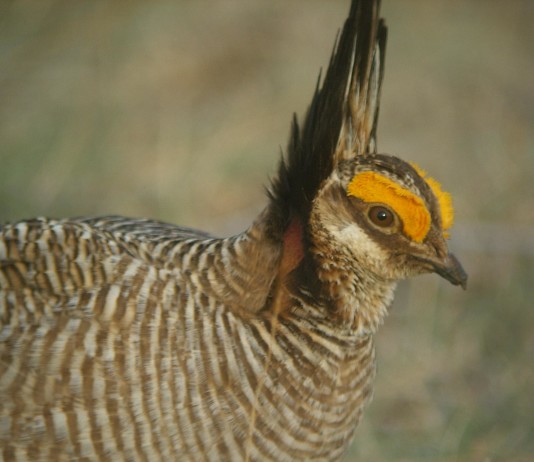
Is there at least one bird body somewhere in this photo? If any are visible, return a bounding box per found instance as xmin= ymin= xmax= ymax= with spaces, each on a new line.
xmin=0 ymin=216 xmax=379 ymax=461
xmin=0 ymin=1 xmax=466 ymax=461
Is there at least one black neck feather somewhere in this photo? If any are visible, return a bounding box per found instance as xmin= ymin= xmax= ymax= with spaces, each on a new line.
xmin=267 ymin=0 xmax=387 ymax=238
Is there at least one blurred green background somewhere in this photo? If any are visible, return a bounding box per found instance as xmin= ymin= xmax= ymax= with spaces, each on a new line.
xmin=1 ymin=1 xmax=532 ymax=460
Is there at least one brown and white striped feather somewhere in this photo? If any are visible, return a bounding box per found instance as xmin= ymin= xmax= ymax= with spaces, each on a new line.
xmin=0 ymin=216 xmax=379 ymax=461
xmin=0 ymin=0 xmax=391 ymax=459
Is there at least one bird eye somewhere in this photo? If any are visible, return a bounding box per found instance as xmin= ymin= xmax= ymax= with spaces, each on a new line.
xmin=368 ymin=205 xmax=395 ymax=228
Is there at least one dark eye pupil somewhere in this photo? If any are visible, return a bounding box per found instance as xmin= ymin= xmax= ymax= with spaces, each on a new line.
xmin=368 ymin=206 xmax=395 ymax=228
xmin=376 ymin=210 xmax=388 ymax=221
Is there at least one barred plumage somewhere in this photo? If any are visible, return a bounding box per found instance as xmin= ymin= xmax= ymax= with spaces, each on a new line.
xmin=0 ymin=217 xmax=376 ymax=461
xmin=0 ymin=1 xmax=466 ymax=461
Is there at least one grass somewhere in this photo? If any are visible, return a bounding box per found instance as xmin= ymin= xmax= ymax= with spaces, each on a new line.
xmin=1 ymin=1 xmax=533 ymax=460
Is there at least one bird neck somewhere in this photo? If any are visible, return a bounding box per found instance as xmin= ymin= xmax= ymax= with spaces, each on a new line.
xmin=248 ymin=205 xmax=396 ymax=336
xmin=285 ymin=219 xmax=397 ymax=337
xmin=287 ymin=254 xmax=396 ymax=338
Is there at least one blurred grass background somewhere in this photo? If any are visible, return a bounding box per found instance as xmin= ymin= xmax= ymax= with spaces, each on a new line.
xmin=0 ymin=0 xmax=533 ymax=460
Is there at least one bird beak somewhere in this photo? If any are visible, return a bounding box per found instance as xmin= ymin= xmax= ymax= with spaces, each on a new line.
xmin=430 ymin=253 xmax=468 ymax=289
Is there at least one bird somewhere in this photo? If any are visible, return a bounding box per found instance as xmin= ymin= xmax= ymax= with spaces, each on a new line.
xmin=0 ymin=0 xmax=467 ymax=461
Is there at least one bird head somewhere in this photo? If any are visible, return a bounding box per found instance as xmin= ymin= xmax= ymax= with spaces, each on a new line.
xmin=268 ymin=0 xmax=466 ymax=292
xmin=308 ymin=154 xmax=466 ymax=288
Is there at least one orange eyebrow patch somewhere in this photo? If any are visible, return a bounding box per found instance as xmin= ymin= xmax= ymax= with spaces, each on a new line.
xmin=347 ymin=171 xmax=431 ymax=243
xmin=410 ymin=163 xmax=454 ymax=234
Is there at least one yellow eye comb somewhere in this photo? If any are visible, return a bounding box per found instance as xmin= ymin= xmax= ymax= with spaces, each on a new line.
xmin=410 ymin=163 xmax=454 ymax=234
xmin=347 ymin=171 xmax=431 ymax=243
xmin=347 ymin=165 xmax=455 ymax=242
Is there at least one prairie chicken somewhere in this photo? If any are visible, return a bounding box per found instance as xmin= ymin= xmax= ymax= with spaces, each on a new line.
xmin=0 ymin=1 xmax=467 ymax=461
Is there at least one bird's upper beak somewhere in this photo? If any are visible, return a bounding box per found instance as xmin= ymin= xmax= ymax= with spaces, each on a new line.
xmin=430 ymin=252 xmax=468 ymax=289
xmin=413 ymin=232 xmax=468 ymax=289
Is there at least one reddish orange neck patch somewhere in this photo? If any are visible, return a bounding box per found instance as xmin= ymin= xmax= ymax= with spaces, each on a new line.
xmin=280 ymin=218 xmax=304 ymax=276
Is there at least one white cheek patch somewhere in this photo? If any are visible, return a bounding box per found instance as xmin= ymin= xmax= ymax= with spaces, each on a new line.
xmin=325 ymin=222 xmax=388 ymax=262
